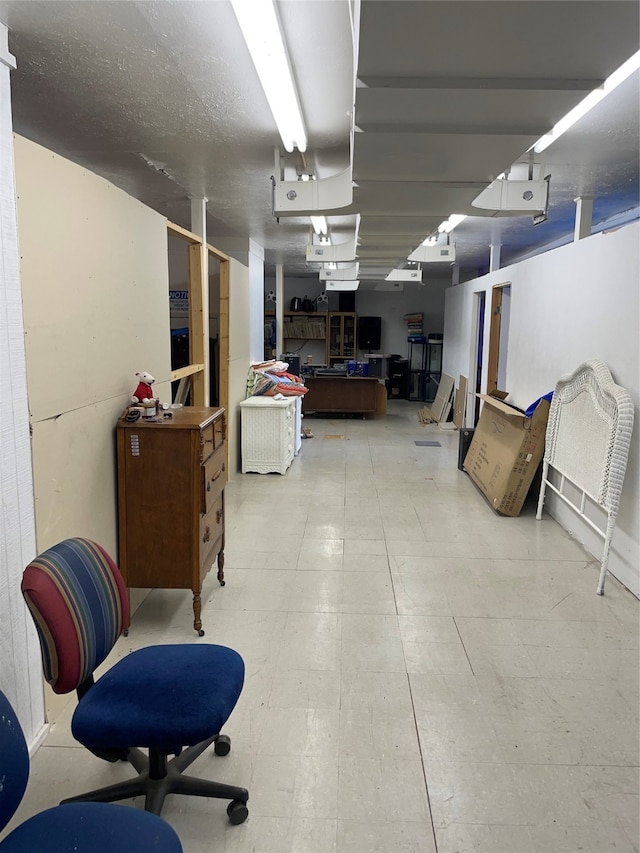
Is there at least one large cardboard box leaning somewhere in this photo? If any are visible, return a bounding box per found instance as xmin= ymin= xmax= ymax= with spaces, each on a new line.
xmin=463 ymin=393 xmax=550 ymax=516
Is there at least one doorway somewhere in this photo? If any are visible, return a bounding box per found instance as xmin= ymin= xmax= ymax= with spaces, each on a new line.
xmin=472 ymin=290 xmax=486 ymax=425
xmin=487 ymin=282 xmax=512 ymax=396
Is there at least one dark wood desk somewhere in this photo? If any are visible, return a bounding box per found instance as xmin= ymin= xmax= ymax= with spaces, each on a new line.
xmin=302 ymin=376 xmax=380 ymax=414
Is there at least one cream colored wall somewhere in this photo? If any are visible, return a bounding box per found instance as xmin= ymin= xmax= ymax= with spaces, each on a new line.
xmin=227 ymin=256 xmax=251 ymax=475
xmin=15 ymin=135 xmax=172 ymax=561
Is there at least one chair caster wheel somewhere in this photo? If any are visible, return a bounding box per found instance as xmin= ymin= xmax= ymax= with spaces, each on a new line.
xmin=197 ymin=629 xmax=205 ymax=637
xmin=214 ymin=735 xmax=231 ymax=756
xmin=218 ymin=579 xmax=226 ymax=586
xmin=227 ymin=799 xmax=248 ymax=825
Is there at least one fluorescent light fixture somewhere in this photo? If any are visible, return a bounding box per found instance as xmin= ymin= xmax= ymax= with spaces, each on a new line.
xmin=533 ymin=50 xmax=640 ymax=153
xmin=230 ymin=0 xmax=307 ymax=153
xmin=320 ymin=263 xmax=359 ymax=281
xmin=438 ymin=214 xmax=467 ymax=234
xmin=325 ymin=280 xmax=359 ymax=291
xmin=310 ymin=215 xmax=328 ymax=235
xmin=385 ymin=268 xmax=423 ymax=282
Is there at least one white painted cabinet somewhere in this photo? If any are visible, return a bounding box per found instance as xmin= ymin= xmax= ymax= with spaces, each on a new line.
xmin=240 ymin=396 xmax=297 ymax=474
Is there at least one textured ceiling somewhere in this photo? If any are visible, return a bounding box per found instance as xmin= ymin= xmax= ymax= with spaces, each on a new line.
xmin=1 ymin=0 xmax=638 ymax=286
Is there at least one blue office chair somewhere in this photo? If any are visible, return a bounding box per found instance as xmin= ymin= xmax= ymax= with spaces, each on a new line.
xmin=0 ymin=689 xmax=182 ymax=852
xmin=21 ymin=538 xmax=249 ymax=823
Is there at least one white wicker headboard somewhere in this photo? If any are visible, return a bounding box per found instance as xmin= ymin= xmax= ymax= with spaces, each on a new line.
xmin=543 ymin=361 xmax=634 ymax=522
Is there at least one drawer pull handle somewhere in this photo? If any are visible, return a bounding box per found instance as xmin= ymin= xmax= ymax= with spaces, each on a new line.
xmin=216 ymin=508 xmax=223 ymax=523
xmin=207 ymin=467 xmax=224 ymax=490
xmin=203 ymin=525 xmax=211 ymax=543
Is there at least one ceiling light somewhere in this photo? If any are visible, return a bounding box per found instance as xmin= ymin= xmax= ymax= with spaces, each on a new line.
xmin=385 ymin=268 xmax=423 ymax=282
xmin=533 ymin=50 xmax=640 ymax=153
xmin=324 ymin=280 xmax=359 ymax=291
xmin=230 ymin=0 xmax=307 ymax=153
xmin=311 ymin=215 xmax=328 ymax=235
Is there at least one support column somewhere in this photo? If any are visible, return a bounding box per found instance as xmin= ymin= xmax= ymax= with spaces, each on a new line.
xmin=489 ymin=242 xmax=501 ymax=272
xmin=574 ymin=195 xmax=594 ymax=241
xmin=275 ymin=264 xmax=284 ymax=358
xmin=190 ymin=197 xmax=209 ymax=405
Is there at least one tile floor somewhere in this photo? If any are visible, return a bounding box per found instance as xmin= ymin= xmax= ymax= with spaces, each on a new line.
xmin=7 ymin=401 xmax=640 ymax=852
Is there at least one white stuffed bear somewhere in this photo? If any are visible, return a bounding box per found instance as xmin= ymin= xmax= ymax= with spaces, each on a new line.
xmin=131 ymin=371 xmax=156 ymax=404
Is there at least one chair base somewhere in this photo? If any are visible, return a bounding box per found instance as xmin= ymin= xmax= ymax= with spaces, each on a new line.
xmin=61 ymin=735 xmax=249 ymax=819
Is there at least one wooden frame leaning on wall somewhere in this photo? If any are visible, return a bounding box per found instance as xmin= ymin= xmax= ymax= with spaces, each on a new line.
xmin=166 ymin=220 xmax=230 ymax=413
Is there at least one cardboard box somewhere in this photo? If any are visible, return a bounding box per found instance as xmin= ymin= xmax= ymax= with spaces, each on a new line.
xmin=463 ymin=394 xmax=550 ymax=516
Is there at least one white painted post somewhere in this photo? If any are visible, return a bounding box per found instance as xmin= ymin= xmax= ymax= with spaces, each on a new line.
xmin=190 ymin=197 xmax=210 ymax=404
xmin=275 ymin=264 xmax=284 ymax=358
xmin=489 ymin=242 xmax=501 ymax=272
xmin=574 ymin=195 xmax=594 ymax=241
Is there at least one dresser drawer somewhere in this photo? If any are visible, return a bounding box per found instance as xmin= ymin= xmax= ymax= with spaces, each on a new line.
xmin=200 ymin=424 xmax=215 ymax=462
xmin=202 ymin=444 xmax=227 ymax=513
xmin=200 ymin=495 xmax=223 ymax=563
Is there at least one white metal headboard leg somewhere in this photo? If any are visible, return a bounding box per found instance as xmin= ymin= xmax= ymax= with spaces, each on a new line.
xmin=536 ymin=460 xmax=549 ymax=520
xmin=596 ymin=514 xmax=616 ymax=595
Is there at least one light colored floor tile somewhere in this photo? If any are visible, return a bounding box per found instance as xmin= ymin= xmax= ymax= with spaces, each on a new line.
xmin=249 ymin=754 xmax=338 ymax=819
xmin=257 ymin=708 xmax=339 ymax=758
xmin=426 ymin=760 xmax=528 ymax=827
xmin=341 ymin=552 xmax=390 ymax=572
xmin=340 ymin=571 xmax=397 ymax=614
xmin=338 ymin=756 xmax=430 ymax=822
xmin=343 ymin=538 xmax=386 ymax=556
xmin=337 ymin=819 xmax=436 ymax=853
xmin=436 ymin=822 xmax=536 ymax=853
xmin=417 ymin=710 xmax=505 ymax=763
xmin=268 ymin=669 xmax=341 ymax=710
xmin=527 ymin=824 xmax=639 ymax=853
xmin=403 ymin=640 xmax=473 ymax=675
xmin=338 ymin=708 xmax=421 ymax=760
xmin=221 ymin=816 xmax=337 ymax=853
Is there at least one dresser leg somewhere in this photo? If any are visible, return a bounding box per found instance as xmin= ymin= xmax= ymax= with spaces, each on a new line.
xmin=192 ymin=591 xmax=205 ymax=637
xmin=217 ymin=548 xmax=225 ymax=586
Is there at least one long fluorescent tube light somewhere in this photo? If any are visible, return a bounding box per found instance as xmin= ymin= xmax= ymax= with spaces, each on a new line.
xmin=230 ymin=0 xmax=307 ymax=153
xmin=533 ymin=50 xmax=640 ymax=153
xmin=311 ymin=215 xmax=328 ymax=235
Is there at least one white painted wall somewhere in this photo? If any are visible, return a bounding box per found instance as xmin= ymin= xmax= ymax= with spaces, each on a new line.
xmin=227 ymin=257 xmax=252 ymax=474
xmin=443 ymin=222 xmax=639 ymax=595
xmin=355 ymin=281 xmax=448 ymax=356
xmin=248 ymin=240 xmax=265 ymax=364
xmin=0 ymin=27 xmax=45 ymax=749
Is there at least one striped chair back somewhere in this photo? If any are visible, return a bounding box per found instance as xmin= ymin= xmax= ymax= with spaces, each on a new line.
xmin=22 ymin=538 xmax=129 ymax=694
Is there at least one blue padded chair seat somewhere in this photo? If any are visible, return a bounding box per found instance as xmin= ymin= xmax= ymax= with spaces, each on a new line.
xmin=0 ymin=803 xmax=181 ymax=852
xmin=72 ymin=645 xmax=244 ymax=754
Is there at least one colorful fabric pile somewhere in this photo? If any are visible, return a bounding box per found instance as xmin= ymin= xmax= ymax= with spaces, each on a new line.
xmin=246 ymin=360 xmax=308 ymax=398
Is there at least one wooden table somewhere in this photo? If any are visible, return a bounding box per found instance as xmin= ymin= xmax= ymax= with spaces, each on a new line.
xmin=302 ymin=376 xmax=380 ymax=414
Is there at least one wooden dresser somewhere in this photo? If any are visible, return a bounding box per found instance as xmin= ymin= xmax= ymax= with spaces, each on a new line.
xmin=116 ymin=406 xmax=227 ymax=635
